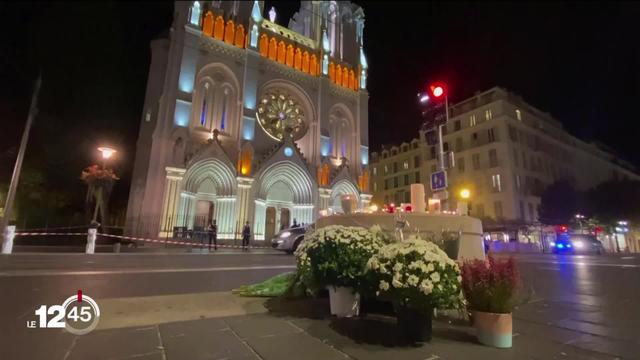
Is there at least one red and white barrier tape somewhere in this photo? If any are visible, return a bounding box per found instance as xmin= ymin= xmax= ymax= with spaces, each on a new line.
xmin=14 ymin=231 xmax=270 ymax=249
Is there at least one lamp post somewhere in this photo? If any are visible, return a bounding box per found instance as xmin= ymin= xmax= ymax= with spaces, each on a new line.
xmin=457 ymin=188 xmax=471 ymax=216
xmin=97 ymin=146 xmax=116 ymax=170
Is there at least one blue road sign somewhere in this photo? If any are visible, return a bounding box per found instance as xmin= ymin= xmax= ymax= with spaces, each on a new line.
xmin=430 ymin=170 xmax=447 ymax=191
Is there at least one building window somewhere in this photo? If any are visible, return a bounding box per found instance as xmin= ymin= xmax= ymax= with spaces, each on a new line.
xmin=519 ymin=200 xmax=525 ymax=220
xmin=494 ymin=201 xmax=503 ymax=218
xmin=384 ymin=165 xmax=388 ymax=174
xmin=404 ymin=191 xmax=410 ymax=203
xmin=430 ymin=146 xmax=436 ymax=160
xmin=515 ymin=109 xmax=522 ymax=121
xmin=384 ymin=179 xmax=389 ymax=190
xmin=458 ymin=157 xmax=465 ymax=173
xmin=373 ymin=182 xmax=377 ymax=192
xmin=414 ymin=155 xmax=421 ymax=168
xmin=442 ymin=125 xmax=448 ymax=136
xmin=443 ymin=142 xmax=449 ymax=152
xmin=454 ymin=120 xmax=461 ymax=131
xmin=430 ymin=164 xmax=437 ymax=173
xmin=403 ymin=160 xmax=409 ymax=170
xmin=476 ymin=203 xmax=485 ymax=217
xmin=489 ymin=149 xmax=498 ymax=167
xmin=456 ymin=137 xmax=463 ymax=152
xmin=415 ymin=171 xmax=420 ymax=183
xmin=373 ymin=167 xmax=377 ymax=175
xmin=404 ymin=174 xmax=409 ymax=186
xmin=485 ymin=109 xmax=493 ymax=121
xmin=491 ymin=174 xmax=502 ymax=192
xmin=488 ymin=128 xmax=496 ymax=142
xmin=522 ymin=152 xmax=527 ymax=169
xmin=384 ymin=195 xmax=389 ymax=204
xmin=528 ymin=203 xmax=535 ymax=221
xmin=508 ymin=125 xmax=518 ymax=142
xmin=394 ymin=177 xmax=398 ymax=188
xmin=393 ymin=162 xmax=398 ymax=172
xmin=515 ymin=174 xmax=521 ymax=189
xmin=470 ymin=114 xmax=477 ymax=127
xmin=471 ymin=132 xmax=478 ymax=142
xmin=513 ymin=148 xmax=519 ymax=167
xmin=472 ymin=153 xmax=480 ymax=170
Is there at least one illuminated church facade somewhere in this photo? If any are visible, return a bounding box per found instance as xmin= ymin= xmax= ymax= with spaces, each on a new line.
xmin=126 ymin=1 xmax=371 ymax=240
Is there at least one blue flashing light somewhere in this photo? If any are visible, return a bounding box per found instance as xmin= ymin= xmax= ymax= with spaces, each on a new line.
xmin=567 ymin=243 xmax=572 ymax=248
xmin=557 ymin=243 xmax=564 ymax=249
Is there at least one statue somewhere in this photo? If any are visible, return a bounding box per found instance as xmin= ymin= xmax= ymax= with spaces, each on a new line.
xmin=81 ymin=164 xmax=119 ymax=226
xmin=394 ymin=211 xmax=410 ymax=242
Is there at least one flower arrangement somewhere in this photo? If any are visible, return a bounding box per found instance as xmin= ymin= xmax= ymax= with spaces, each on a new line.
xmin=81 ymin=165 xmax=119 ymax=187
xmin=295 ymin=225 xmax=384 ymax=291
xmin=366 ymin=236 xmax=463 ymax=312
xmin=461 ymin=256 xmax=520 ymax=314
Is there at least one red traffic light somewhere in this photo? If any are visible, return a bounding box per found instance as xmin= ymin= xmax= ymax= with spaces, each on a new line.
xmin=429 ymin=84 xmax=446 ymax=98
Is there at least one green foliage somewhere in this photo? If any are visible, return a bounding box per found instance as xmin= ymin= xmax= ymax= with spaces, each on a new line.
xmin=232 ymin=272 xmax=296 ymax=297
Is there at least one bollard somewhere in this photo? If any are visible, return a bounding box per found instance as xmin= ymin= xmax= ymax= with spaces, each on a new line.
xmin=1 ymin=226 xmax=16 ymax=254
xmin=86 ymin=228 xmax=97 ymax=254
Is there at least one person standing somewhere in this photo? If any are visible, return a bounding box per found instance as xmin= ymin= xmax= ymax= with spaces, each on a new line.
xmin=207 ymin=220 xmax=218 ymax=251
xmin=242 ymin=221 xmax=251 ymax=251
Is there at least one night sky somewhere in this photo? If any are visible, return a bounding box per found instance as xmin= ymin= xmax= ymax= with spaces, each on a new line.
xmin=1 ymin=2 xmax=639 ymax=218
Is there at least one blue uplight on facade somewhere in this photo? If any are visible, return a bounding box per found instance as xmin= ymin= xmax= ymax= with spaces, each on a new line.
xmin=284 ymin=147 xmax=293 ymax=157
xmin=174 ymin=100 xmax=192 ymax=127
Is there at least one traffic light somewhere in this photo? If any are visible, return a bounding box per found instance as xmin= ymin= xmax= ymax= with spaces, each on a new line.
xmin=429 ymin=83 xmax=446 ymax=100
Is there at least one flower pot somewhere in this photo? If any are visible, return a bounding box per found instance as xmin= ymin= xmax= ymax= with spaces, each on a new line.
xmin=395 ymin=305 xmax=433 ymax=342
xmin=327 ymin=286 xmax=360 ymax=317
xmin=472 ymin=311 xmax=512 ymax=348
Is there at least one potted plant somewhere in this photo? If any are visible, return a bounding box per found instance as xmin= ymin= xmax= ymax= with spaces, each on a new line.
xmin=461 ymin=256 xmax=520 ymax=348
xmin=366 ymin=237 xmax=463 ymax=342
xmin=295 ymin=225 xmax=383 ymax=317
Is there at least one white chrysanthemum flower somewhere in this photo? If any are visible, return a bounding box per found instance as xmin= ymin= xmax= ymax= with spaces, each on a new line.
xmin=379 ymin=280 xmax=390 ymax=291
xmin=407 ymin=275 xmax=419 ymax=286
xmin=393 ymin=262 xmax=404 ymax=272
xmin=430 ymin=272 xmax=440 ymax=283
xmin=392 ymin=278 xmax=403 ymax=288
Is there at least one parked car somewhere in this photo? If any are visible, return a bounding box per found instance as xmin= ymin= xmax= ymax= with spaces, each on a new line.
xmin=551 ymin=234 xmax=604 ymax=255
xmin=270 ymin=225 xmax=312 ymax=254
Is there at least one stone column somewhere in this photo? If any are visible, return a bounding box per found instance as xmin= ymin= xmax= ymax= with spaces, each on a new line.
xmin=319 ymin=187 xmax=331 ymax=213
xmin=159 ymin=167 xmax=186 ymax=237
xmin=235 ymin=176 xmax=255 ymax=240
xmin=360 ymin=193 xmax=372 ymax=210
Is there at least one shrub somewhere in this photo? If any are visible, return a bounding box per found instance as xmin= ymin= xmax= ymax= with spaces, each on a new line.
xmin=461 ymin=256 xmax=521 ymax=314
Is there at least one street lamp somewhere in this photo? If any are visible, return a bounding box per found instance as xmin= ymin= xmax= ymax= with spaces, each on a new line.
xmin=98 ymin=146 xmax=116 ymax=170
xmin=457 ymin=188 xmax=470 ymax=216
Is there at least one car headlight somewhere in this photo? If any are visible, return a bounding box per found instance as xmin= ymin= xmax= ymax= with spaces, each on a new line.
xmin=573 ymin=241 xmax=584 ymax=248
xmin=276 ymin=239 xmax=284 ymax=244
xmin=280 ymin=231 xmax=291 ymax=238
xmin=549 ymin=241 xmax=556 ymax=247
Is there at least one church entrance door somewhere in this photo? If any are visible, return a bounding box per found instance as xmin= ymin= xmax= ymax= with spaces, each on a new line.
xmin=265 ymin=207 xmax=277 ymax=240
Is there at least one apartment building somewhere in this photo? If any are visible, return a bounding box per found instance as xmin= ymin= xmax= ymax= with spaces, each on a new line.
xmin=370 ymin=87 xmax=639 ymax=228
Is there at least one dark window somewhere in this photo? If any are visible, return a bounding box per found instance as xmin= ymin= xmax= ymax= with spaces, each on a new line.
xmin=414 ymin=155 xmax=421 ymax=167
xmin=472 ymin=153 xmax=481 ymax=170
xmin=443 ymin=142 xmax=449 ymax=152
xmin=404 ymin=192 xmax=410 ymax=203
xmin=456 ymin=137 xmax=463 ymax=152
xmin=384 ymin=179 xmax=389 ymax=190
xmin=489 ymin=149 xmax=498 ymax=167
xmin=488 ymin=128 xmax=496 ymax=142
xmin=393 ymin=162 xmax=398 ymax=172
xmin=415 ymin=171 xmax=420 ymax=183
xmin=430 ymin=146 xmax=436 ymax=160
xmin=472 ymin=132 xmax=478 ymax=142
xmin=454 ymin=120 xmax=461 ymax=131
xmin=394 ymin=177 xmax=399 ymax=188
xmin=508 ymin=125 xmax=518 ymax=142
xmin=404 ymin=174 xmax=409 ymax=186
xmin=457 ymin=157 xmax=465 ymax=173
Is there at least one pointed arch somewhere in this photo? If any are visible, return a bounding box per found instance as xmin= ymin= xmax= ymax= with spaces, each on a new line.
xmin=254 ymin=161 xmax=314 ymax=204
xmin=268 ymin=38 xmax=277 ymax=60
xmin=213 ymin=15 xmax=225 ymax=40
xmin=259 ymin=34 xmax=269 ymax=56
xmin=285 ymin=44 xmax=294 ymax=67
xmin=294 ymin=48 xmax=302 ymax=70
xmin=302 ymin=51 xmax=310 ymax=73
xmin=224 ymin=19 xmax=235 ymax=44
xmin=277 ymin=41 xmax=286 ymax=64
xmin=335 ymin=64 xmax=342 ymax=85
xmin=203 ymin=11 xmax=214 ymax=36
xmin=330 ymin=178 xmax=361 ymax=209
xmin=310 ymin=55 xmax=318 ymax=76
xmin=342 ymin=67 xmax=349 ymax=87
xmin=183 ymin=158 xmax=237 ymax=196
xmin=234 ymin=24 xmax=245 ymax=48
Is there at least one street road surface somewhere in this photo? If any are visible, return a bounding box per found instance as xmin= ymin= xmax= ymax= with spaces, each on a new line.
xmin=1 ymin=250 xmax=638 ymax=359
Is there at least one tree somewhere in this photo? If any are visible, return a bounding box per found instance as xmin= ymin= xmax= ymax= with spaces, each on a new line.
xmin=586 ymin=180 xmax=640 ymax=224
xmin=538 ymin=179 xmax=584 ymax=224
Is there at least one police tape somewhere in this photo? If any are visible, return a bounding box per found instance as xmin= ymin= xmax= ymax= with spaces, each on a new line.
xmin=98 ymin=233 xmax=270 ymax=249
xmin=14 ymin=231 xmax=271 ymax=249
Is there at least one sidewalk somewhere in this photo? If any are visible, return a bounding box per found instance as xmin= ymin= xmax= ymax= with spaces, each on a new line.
xmin=20 ymin=294 xmax=633 ymax=360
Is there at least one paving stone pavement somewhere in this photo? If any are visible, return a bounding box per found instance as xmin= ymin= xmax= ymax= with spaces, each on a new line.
xmin=51 ymin=296 xmax=635 ymax=360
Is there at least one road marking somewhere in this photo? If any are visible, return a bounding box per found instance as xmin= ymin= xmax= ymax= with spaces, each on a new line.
xmin=621 ymin=256 xmax=635 ymax=260
xmin=0 ymin=265 xmax=297 ymax=277
xmin=517 ymin=259 xmax=640 ymax=269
